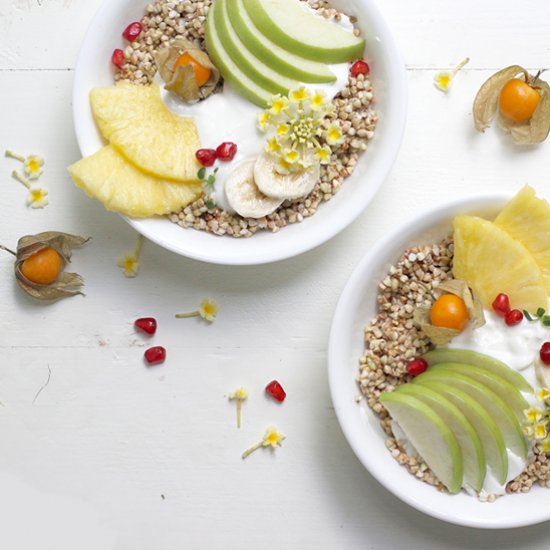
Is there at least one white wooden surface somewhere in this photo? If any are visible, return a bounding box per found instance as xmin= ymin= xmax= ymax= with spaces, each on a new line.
xmin=1 ymin=0 xmax=550 ymax=548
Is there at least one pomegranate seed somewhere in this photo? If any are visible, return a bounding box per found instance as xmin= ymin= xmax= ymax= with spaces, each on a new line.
xmin=265 ymin=380 xmax=286 ymax=402
xmin=196 ymin=148 xmax=217 ymax=167
xmin=122 ymin=21 xmax=143 ymax=42
xmin=134 ymin=317 xmax=157 ymax=335
xmin=215 ymin=142 xmax=237 ymax=161
xmin=540 ymin=342 xmax=550 ymax=365
xmin=111 ymin=48 xmax=125 ymax=68
xmin=350 ymin=60 xmax=370 ymax=78
xmin=505 ymin=309 xmax=523 ymax=326
xmin=144 ymin=346 xmax=166 ymax=365
xmin=406 ymin=358 xmax=428 ymax=377
xmin=492 ymin=293 xmax=511 ymax=317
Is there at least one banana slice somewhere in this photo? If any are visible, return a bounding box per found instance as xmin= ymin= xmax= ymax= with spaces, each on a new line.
xmin=224 ymin=159 xmax=283 ymax=218
xmin=254 ymin=153 xmax=320 ymax=200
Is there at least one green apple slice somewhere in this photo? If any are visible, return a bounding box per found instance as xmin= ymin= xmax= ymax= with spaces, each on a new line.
xmin=396 ymin=383 xmax=485 ymax=492
xmin=412 ymin=379 xmax=508 ymax=485
xmin=415 ymin=369 xmax=527 ymax=460
xmin=227 ymin=0 xmax=336 ymax=83
xmin=379 ymin=391 xmax=463 ymax=494
xmin=244 ymin=0 xmax=365 ymax=63
xmin=422 ymin=349 xmax=533 ymax=393
xmin=215 ymin=0 xmax=298 ymax=96
xmin=205 ymin=1 xmax=272 ymax=107
xmin=428 ymin=363 xmax=530 ymax=422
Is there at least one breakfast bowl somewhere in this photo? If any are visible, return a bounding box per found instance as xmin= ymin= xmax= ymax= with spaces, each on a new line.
xmin=328 ymin=192 xmax=550 ymax=529
xmin=72 ymin=0 xmax=407 ymax=265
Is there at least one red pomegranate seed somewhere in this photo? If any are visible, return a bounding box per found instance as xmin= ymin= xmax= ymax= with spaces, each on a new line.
xmin=540 ymin=342 xmax=550 ymax=365
xmin=406 ymin=358 xmax=428 ymax=377
xmin=492 ymin=293 xmax=510 ymax=317
xmin=350 ymin=60 xmax=370 ymax=78
xmin=111 ymin=48 xmax=125 ymax=68
xmin=122 ymin=21 xmax=143 ymax=42
xmin=196 ymin=148 xmax=217 ymax=167
xmin=144 ymin=346 xmax=166 ymax=365
xmin=134 ymin=317 xmax=157 ymax=335
xmin=505 ymin=309 xmax=523 ymax=326
xmin=265 ymin=380 xmax=286 ymax=402
xmin=215 ymin=142 xmax=237 ymax=161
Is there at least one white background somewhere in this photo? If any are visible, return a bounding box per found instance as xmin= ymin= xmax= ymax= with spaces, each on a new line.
xmin=1 ymin=0 xmax=550 ymax=548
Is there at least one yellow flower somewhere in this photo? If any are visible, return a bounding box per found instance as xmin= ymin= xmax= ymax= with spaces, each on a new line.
xmin=265 ymin=137 xmax=281 ymax=153
xmin=540 ymin=438 xmax=550 ymax=453
xmin=199 ymin=298 xmax=218 ymax=322
xmin=117 ymin=233 xmax=143 ymax=278
xmin=257 ymin=111 xmax=271 ymax=131
xmin=6 ymin=150 xmax=44 ymax=180
xmin=242 ymin=426 xmax=285 ymax=459
xmin=277 ymin=123 xmax=290 ymax=137
xmin=524 ymin=424 xmax=534 ymax=438
xmin=314 ymin=145 xmax=332 ymax=164
xmin=269 ymin=94 xmax=289 ymax=115
xmin=283 ymin=148 xmax=300 ymax=164
xmin=27 ymin=187 xmax=49 ymax=209
xmin=434 ymin=57 xmax=470 ymax=93
xmin=175 ymin=297 xmax=219 ymax=323
xmin=310 ymin=90 xmax=327 ymax=111
xmin=534 ymin=422 xmax=548 ymax=440
xmin=537 ymin=388 xmax=550 ymax=403
xmin=524 ymin=407 xmax=543 ymax=423
xmin=290 ymin=87 xmax=310 ymax=103
xmin=229 ymin=387 xmax=248 ymax=428
xmin=325 ymin=123 xmax=344 ymax=146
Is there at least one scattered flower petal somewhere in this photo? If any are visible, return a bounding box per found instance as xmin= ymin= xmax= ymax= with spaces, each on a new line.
xmin=27 ymin=187 xmax=49 ymax=209
xmin=434 ymin=57 xmax=470 ymax=92
xmin=175 ymin=297 xmax=219 ymax=322
xmin=229 ymin=387 xmax=248 ymax=428
xmin=117 ymin=234 xmax=143 ymax=278
xmin=242 ymin=426 xmax=285 ymax=459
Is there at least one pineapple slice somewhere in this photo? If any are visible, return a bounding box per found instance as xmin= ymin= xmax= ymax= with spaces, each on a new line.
xmin=90 ymin=82 xmax=201 ymax=181
xmin=68 ymin=146 xmax=202 ymax=218
xmin=494 ymin=185 xmax=550 ymax=293
xmin=453 ymin=215 xmax=547 ymax=311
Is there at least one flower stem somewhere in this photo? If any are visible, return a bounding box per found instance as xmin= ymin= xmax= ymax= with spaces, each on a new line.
xmin=134 ymin=233 xmax=144 ymax=258
xmin=175 ymin=310 xmax=200 ymax=319
xmin=242 ymin=441 xmax=262 ymax=459
xmin=12 ymin=170 xmax=31 ymax=189
xmin=5 ymin=150 xmax=25 ymax=162
xmin=0 ymin=244 xmax=16 ymax=256
xmin=236 ymin=399 xmax=242 ymax=429
xmin=452 ymin=57 xmax=470 ymax=76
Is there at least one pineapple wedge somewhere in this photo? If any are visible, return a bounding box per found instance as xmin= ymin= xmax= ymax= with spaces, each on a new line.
xmin=453 ymin=215 xmax=547 ymax=311
xmin=90 ymin=82 xmax=201 ymax=181
xmin=494 ymin=185 xmax=550 ymax=294
xmin=68 ymin=146 xmax=202 ymax=218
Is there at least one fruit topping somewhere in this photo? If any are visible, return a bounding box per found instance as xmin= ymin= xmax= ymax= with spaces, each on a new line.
xmin=499 ymin=77 xmax=541 ymax=123
xmin=111 ymin=49 xmax=125 ymax=68
xmin=134 ymin=317 xmax=157 ymax=335
xmin=505 ymin=309 xmax=524 ymax=326
xmin=492 ymin=293 xmax=510 ymax=317
xmin=265 ymin=380 xmax=286 ymax=402
xmin=196 ymin=148 xmax=217 ymax=167
xmin=215 ymin=142 xmax=237 ymax=162
xmin=122 ymin=21 xmax=143 ymax=42
xmin=154 ymin=38 xmax=220 ymax=103
xmin=406 ymin=358 xmax=428 ymax=377
xmin=430 ymin=294 xmax=469 ymax=331
xmin=540 ymin=342 xmax=550 ymax=365
xmin=144 ymin=346 xmax=166 ymax=365
xmin=21 ymin=247 xmax=61 ymax=285
xmin=350 ymin=60 xmax=370 ymax=78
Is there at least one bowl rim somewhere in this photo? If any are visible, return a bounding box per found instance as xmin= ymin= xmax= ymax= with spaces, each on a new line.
xmin=327 ymin=192 xmax=550 ymax=529
xmin=71 ymin=0 xmax=408 ymax=265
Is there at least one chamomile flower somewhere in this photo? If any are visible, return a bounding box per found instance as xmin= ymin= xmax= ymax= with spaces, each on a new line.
xmin=434 ymin=57 xmax=470 ymax=93
xmin=117 ymin=233 xmax=143 ymax=278
xmin=242 ymin=426 xmax=285 ymax=459
xmin=175 ymin=298 xmax=219 ymax=323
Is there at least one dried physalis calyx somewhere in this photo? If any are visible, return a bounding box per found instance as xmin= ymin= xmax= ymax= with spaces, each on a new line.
xmin=0 ymin=232 xmax=90 ymax=301
xmin=154 ymin=38 xmax=220 ymax=103
xmin=413 ymin=279 xmax=485 ymax=345
xmin=473 ymin=65 xmax=550 ymax=144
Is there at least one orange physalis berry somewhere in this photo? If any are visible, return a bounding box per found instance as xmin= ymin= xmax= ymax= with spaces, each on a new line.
xmin=174 ymin=52 xmax=211 ymax=87
xmin=499 ymin=78 xmax=541 ymax=122
xmin=430 ymin=294 xmax=470 ymax=331
xmin=20 ymin=247 xmax=62 ymax=284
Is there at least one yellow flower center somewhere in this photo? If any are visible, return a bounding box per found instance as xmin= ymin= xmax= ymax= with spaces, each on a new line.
xmin=30 ymin=189 xmax=45 ymax=201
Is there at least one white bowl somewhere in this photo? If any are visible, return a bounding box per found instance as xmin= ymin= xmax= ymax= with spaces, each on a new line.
xmin=72 ymin=0 xmax=407 ymax=265
xmin=328 ymin=193 xmax=550 ymax=529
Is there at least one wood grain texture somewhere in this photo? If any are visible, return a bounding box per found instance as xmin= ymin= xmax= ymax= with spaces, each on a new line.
xmin=1 ymin=0 xmax=550 ymax=548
